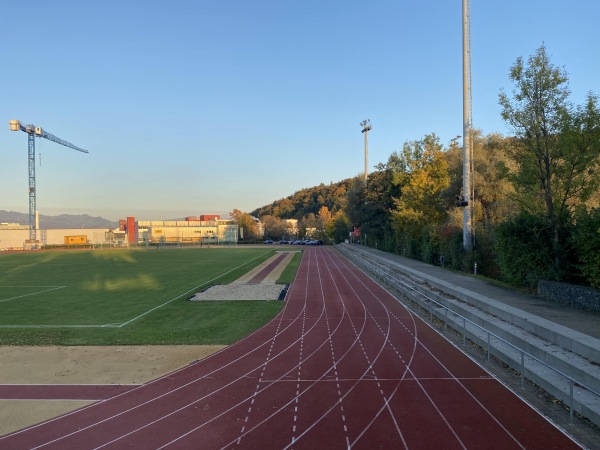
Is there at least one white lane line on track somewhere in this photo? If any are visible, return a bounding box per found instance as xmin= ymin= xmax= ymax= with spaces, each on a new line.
xmin=216 ymin=247 xmax=393 ymax=450
xmin=342 ymin=254 xmax=533 ymax=447
xmin=218 ymin=249 xmax=377 ymax=449
xmin=337 ymin=251 xmax=517 ymax=449
xmin=365 ymin=294 xmax=523 ymax=449
xmin=320 ymin=253 xmax=350 ymax=448
xmin=324 ymin=250 xmax=408 ymax=448
xmin=236 ymin=283 xmax=289 ymax=447
xmin=284 ymin=248 xmax=413 ymax=449
xmin=389 ymin=310 xmax=528 ymax=450
xmin=331 ymin=251 xmax=459 ymax=449
xmin=384 ymin=396 xmax=409 ymax=449
xmin=146 ymin=251 xmax=348 ymax=449
xmin=214 ymin=247 xmax=421 ymax=450
xmin=289 ymin=281 xmax=307 ymax=445
xmin=280 ymin=248 xmax=399 ymax=449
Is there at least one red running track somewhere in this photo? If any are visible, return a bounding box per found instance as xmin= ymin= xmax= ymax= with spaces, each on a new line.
xmin=0 ymin=247 xmax=581 ymax=449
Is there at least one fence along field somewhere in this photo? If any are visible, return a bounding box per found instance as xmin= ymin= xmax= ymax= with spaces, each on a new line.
xmin=0 ymin=248 xmax=286 ymax=346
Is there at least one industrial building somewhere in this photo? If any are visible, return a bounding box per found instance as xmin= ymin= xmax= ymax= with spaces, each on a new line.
xmin=0 ymin=214 xmax=239 ymax=251
xmin=121 ymin=215 xmax=238 ymax=245
xmin=0 ymin=223 xmax=111 ymax=250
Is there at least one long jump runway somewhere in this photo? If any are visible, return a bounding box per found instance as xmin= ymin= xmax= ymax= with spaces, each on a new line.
xmin=0 ymin=247 xmax=580 ymax=449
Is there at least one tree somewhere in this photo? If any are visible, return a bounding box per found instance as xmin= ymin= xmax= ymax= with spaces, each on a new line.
xmin=298 ymin=213 xmax=318 ymax=239
xmin=361 ymin=153 xmax=403 ymax=250
xmin=391 ymin=133 xmax=450 ymax=250
xmin=444 ymin=131 xmax=517 ymax=227
xmin=330 ymin=211 xmax=350 ymax=243
xmin=230 ymin=209 xmax=259 ymax=241
xmin=498 ymin=44 xmax=600 ymax=273
xmin=261 ymin=215 xmax=288 ymax=241
xmin=316 ymin=206 xmax=333 ymax=241
xmin=344 ymin=176 xmax=366 ymax=230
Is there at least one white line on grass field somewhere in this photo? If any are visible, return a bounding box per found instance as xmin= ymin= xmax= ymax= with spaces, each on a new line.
xmin=0 ymin=286 xmax=66 ymax=303
xmin=117 ymin=252 xmax=271 ymax=328
xmin=0 ymin=324 xmax=119 ymax=328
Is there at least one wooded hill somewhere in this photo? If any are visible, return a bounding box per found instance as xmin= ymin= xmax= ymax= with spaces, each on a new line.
xmin=251 ymin=179 xmax=352 ymax=220
xmin=246 ymin=45 xmax=600 ymax=292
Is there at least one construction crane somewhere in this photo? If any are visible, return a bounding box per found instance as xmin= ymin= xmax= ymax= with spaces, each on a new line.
xmin=9 ymin=120 xmax=89 ymax=244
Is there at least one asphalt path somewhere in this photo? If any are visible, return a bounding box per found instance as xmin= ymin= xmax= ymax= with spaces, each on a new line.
xmin=0 ymin=247 xmax=581 ymax=449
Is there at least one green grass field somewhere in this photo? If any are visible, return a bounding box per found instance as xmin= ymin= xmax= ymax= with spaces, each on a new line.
xmin=0 ymin=248 xmax=299 ymax=346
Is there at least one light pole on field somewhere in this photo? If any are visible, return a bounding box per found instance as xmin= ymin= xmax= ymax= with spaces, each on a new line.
xmin=462 ymin=0 xmax=473 ymax=249
xmin=360 ymin=119 xmax=372 ymax=184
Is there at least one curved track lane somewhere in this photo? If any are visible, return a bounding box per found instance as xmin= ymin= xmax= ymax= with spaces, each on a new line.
xmin=0 ymin=247 xmax=581 ymax=449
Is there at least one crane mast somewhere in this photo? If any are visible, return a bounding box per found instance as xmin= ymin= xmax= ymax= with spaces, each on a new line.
xmin=9 ymin=120 xmax=89 ymax=244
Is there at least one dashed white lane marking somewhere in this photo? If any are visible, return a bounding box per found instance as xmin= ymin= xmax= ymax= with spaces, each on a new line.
xmin=331 ymin=251 xmax=473 ymax=449
xmin=236 ymin=306 xmax=286 ymax=447
xmin=322 ymin=249 xmax=410 ymax=448
xmin=289 ymin=305 xmax=306 ymax=445
xmin=320 ymin=255 xmax=350 ymax=447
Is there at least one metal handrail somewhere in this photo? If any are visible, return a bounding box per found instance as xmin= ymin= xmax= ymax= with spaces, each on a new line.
xmin=339 ymin=246 xmax=600 ymax=424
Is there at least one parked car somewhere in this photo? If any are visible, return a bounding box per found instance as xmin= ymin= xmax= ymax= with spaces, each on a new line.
xmin=263 ymin=239 xmax=274 ymax=244
xmin=304 ymin=240 xmax=323 ymax=245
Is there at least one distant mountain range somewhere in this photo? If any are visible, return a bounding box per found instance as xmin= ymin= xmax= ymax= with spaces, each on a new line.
xmin=0 ymin=210 xmax=118 ymax=229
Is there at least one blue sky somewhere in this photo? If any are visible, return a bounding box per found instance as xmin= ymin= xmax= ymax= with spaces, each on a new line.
xmin=2 ymin=1 xmax=599 ymax=221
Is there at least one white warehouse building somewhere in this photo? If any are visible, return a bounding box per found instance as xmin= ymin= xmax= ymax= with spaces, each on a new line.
xmin=0 ymin=214 xmax=239 ymax=250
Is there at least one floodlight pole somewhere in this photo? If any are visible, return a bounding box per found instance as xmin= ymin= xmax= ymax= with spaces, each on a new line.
xmin=462 ymin=0 xmax=473 ymax=250
xmin=360 ymin=119 xmax=372 ymax=184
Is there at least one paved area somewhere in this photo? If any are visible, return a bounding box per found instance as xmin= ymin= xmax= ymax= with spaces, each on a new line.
xmin=343 ymin=244 xmax=600 ymax=340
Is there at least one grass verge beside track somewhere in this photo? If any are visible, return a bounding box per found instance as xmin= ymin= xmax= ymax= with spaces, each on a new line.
xmin=276 ymin=251 xmax=302 ymax=284
xmin=0 ymin=247 xmax=292 ymax=346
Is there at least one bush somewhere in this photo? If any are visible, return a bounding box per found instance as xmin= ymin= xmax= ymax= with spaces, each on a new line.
xmin=573 ymin=208 xmax=600 ymax=288
xmin=419 ymin=224 xmax=440 ymax=265
xmin=437 ymin=225 xmax=465 ymax=270
xmin=472 ymin=224 xmax=500 ymax=278
xmin=495 ymin=212 xmax=556 ymax=289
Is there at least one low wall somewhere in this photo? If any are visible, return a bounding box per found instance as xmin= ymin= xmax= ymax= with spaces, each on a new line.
xmin=538 ymin=280 xmax=600 ymax=312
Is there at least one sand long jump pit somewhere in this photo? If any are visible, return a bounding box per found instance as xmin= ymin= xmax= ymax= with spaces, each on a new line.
xmin=190 ymin=250 xmax=297 ymax=301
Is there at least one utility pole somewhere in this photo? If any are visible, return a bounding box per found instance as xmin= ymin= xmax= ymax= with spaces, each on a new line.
xmin=462 ymin=0 xmax=473 ymax=250
xmin=360 ymin=119 xmax=372 ymax=184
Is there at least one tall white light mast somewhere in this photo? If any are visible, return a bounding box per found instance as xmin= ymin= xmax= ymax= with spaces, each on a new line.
xmin=360 ymin=119 xmax=372 ymax=183
xmin=462 ymin=0 xmax=473 ymax=249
